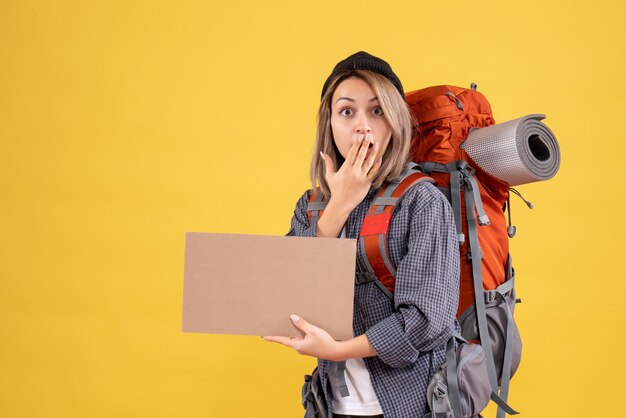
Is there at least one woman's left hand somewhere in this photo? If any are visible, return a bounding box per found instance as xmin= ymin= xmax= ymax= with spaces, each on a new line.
xmin=262 ymin=314 xmax=344 ymax=361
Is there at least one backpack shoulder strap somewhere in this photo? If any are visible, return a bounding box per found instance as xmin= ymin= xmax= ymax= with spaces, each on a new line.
xmin=358 ymin=164 xmax=435 ymax=296
xmin=305 ymin=165 xmax=435 ymax=297
xmin=306 ymin=188 xmax=328 ymax=224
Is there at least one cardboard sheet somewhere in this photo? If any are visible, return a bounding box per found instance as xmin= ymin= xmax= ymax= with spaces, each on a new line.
xmin=182 ymin=232 xmax=356 ymax=340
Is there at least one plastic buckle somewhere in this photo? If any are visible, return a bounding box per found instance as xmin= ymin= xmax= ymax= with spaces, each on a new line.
xmin=435 ymin=381 xmax=448 ymax=397
xmin=456 ymin=161 xmax=475 ymax=178
xmin=484 ymin=290 xmax=496 ymax=303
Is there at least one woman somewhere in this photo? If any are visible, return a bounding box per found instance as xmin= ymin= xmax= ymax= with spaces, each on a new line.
xmin=263 ymin=51 xmax=460 ymax=418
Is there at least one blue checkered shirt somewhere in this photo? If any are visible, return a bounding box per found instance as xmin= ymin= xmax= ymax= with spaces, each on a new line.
xmin=287 ymin=181 xmax=460 ymax=418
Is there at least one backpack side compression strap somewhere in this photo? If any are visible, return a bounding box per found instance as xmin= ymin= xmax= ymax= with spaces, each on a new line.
xmin=358 ymin=169 xmax=435 ymax=295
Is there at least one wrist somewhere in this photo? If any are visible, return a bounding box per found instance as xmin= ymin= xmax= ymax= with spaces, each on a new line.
xmin=325 ymin=197 xmax=354 ymax=219
xmin=331 ymin=335 xmax=377 ymax=361
xmin=316 ymin=199 xmax=352 ymax=238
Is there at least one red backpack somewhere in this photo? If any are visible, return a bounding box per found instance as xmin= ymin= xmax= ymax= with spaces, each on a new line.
xmin=406 ymin=85 xmax=521 ymax=418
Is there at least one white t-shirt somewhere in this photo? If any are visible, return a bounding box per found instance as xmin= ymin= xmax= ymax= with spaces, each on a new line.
xmin=328 ymin=358 xmax=383 ymax=415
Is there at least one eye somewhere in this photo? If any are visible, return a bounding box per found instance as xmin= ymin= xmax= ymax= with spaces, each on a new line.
xmin=372 ymin=107 xmax=384 ymax=116
xmin=339 ymin=108 xmax=353 ymax=117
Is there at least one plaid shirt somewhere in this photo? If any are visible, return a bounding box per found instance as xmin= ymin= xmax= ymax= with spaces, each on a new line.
xmin=287 ymin=180 xmax=460 ymax=418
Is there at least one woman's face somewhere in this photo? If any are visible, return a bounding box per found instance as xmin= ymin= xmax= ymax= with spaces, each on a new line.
xmin=330 ymin=77 xmax=392 ymax=161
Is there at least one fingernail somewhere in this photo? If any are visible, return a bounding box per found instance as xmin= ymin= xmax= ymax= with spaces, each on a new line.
xmin=290 ymin=314 xmax=300 ymax=322
xmin=319 ymin=151 xmax=325 ymax=160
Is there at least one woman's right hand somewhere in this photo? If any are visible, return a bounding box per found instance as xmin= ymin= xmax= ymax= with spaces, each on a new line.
xmin=321 ymin=133 xmax=382 ymax=214
xmin=315 ymin=133 xmax=382 ymax=238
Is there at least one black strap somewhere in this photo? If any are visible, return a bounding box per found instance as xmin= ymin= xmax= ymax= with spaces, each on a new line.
xmin=491 ymin=391 xmax=520 ymax=415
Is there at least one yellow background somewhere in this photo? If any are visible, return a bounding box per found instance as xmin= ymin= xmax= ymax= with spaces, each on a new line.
xmin=1 ymin=1 xmax=624 ymax=417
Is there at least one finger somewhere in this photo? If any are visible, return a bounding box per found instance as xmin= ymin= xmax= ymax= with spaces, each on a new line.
xmin=366 ymin=156 xmax=383 ymax=182
xmin=262 ymin=335 xmax=299 ymax=348
xmin=344 ymin=133 xmax=365 ymax=166
xmin=354 ymin=133 xmax=373 ymax=170
xmin=363 ymin=141 xmax=380 ymax=173
xmin=290 ymin=314 xmax=316 ymax=335
xmin=320 ymin=151 xmax=336 ymax=180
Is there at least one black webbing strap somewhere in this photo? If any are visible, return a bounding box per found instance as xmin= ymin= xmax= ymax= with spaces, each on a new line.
xmin=335 ymin=361 xmax=349 ymax=397
xmin=491 ymin=391 xmax=520 ymax=415
xmin=302 ymin=374 xmax=316 ymax=418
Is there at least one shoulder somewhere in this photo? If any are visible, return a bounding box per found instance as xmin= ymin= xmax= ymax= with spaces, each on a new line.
xmin=291 ymin=188 xmax=315 ymax=213
xmin=397 ymin=179 xmax=450 ymax=216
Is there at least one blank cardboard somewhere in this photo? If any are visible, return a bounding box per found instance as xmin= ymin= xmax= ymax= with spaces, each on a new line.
xmin=182 ymin=232 xmax=356 ymax=340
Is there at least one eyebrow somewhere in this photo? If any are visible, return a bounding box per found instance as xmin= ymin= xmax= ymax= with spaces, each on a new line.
xmin=335 ymin=96 xmax=379 ymax=104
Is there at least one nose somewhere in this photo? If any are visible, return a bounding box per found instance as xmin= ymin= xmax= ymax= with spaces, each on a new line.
xmin=354 ymin=113 xmax=372 ymax=134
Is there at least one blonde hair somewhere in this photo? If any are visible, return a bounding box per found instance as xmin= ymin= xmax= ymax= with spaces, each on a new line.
xmin=309 ymin=70 xmax=414 ymax=196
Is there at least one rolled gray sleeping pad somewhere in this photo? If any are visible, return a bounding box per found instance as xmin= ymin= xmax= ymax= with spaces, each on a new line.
xmin=461 ymin=114 xmax=560 ymax=186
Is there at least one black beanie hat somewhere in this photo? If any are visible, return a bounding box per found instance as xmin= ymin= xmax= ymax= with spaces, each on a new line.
xmin=320 ymin=51 xmax=404 ymax=100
